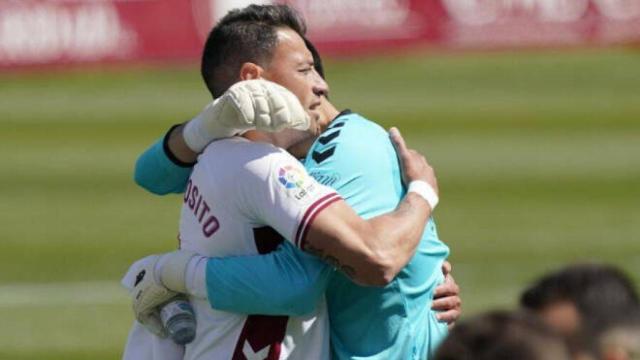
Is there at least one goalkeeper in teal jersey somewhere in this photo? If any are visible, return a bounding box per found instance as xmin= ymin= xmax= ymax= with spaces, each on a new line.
xmin=131 ymin=33 xmax=459 ymax=359
xmin=300 ymin=110 xmax=451 ymax=358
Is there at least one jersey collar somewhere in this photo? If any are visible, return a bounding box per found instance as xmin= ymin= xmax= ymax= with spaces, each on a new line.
xmin=334 ymin=109 xmax=352 ymax=121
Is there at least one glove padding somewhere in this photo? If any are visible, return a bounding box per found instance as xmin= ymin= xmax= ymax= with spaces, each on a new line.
xmin=130 ymin=250 xmax=197 ymax=337
xmin=183 ymin=79 xmax=311 ymax=152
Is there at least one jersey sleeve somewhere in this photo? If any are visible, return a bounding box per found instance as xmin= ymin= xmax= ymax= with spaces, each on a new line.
xmin=205 ymin=241 xmax=332 ymax=316
xmin=238 ymin=150 xmax=342 ymax=248
xmin=134 ymin=137 xmax=192 ymax=195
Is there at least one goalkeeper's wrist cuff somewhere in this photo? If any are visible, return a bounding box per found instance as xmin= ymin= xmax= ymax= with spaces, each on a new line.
xmin=182 ymin=98 xmax=231 ymax=153
xmin=155 ymin=250 xmax=198 ymax=294
xmin=185 ymin=255 xmax=208 ymax=300
xmin=408 ymin=180 xmax=439 ymax=211
xmin=182 ymin=115 xmax=210 ymax=153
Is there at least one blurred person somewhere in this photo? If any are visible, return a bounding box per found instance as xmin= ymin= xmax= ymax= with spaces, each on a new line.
xmin=520 ymin=263 xmax=639 ymax=359
xmin=434 ymin=310 xmax=572 ymax=360
xmin=569 ymin=305 xmax=640 ymax=360
xmin=125 ymin=4 xmax=459 ymax=360
xmin=595 ymin=309 xmax=640 ymax=360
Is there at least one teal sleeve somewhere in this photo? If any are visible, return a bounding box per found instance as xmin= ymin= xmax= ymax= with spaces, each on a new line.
xmin=205 ymin=242 xmax=332 ymax=316
xmin=133 ymin=138 xmax=192 ymax=195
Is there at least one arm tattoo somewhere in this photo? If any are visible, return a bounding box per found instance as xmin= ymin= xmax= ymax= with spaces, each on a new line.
xmin=303 ymin=241 xmax=357 ymax=280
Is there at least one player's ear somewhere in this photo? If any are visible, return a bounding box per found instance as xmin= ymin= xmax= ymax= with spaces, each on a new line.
xmin=239 ymin=63 xmax=264 ymax=80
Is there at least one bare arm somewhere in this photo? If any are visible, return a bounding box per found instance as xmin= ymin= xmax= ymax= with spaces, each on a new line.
xmin=166 ymin=123 xmax=198 ymax=164
xmin=303 ymin=193 xmax=430 ymax=286
xmin=302 ymin=128 xmax=437 ymax=286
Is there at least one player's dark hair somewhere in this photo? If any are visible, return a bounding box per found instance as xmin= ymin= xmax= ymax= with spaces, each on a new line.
xmin=435 ymin=310 xmax=571 ymax=360
xmin=303 ymin=37 xmax=325 ymax=80
xmin=201 ymin=4 xmax=307 ymax=98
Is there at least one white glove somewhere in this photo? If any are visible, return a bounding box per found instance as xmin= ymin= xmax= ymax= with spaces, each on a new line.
xmin=182 ymin=79 xmax=311 ymax=152
xmin=130 ymin=250 xmax=197 ymax=337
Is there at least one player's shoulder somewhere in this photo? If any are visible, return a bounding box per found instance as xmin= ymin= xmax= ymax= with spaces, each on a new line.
xmin=326 ymin=111 xmax=391 ymax=152
xmin=313 ymin=110 xmax=392 ymax=156
xmin=306 ymin=110 xmax=395 ymax=174
xmin=201 ymin=137 xmax=298 ymax=179
xmin=330 ymin=110 xmax=388 ymax=139
xmin=203 ymin=136 xmax=282 ymax=156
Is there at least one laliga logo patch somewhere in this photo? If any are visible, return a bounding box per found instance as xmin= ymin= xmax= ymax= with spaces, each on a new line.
xmin=277 ymin=165 xmax=316 ymax=203
xmin=278 ymin=165 xmax=305 ymax=189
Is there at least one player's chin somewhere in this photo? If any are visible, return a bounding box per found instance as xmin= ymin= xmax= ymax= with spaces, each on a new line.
xmin=308 ymin=112 xmax=323 ymax=135
xmin=309 ymin=122 xmax=321 ymax=137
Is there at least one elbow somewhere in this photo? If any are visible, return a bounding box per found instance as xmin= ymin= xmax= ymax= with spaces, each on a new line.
xmin=354 ymin=253 xmax=399 ymax=287
xmin=346 ymin=235 xmax=400 ymax=286
xmin=379 ymin=266 xmax=399 ymax=286
xmin=133 ymin=157 xmax=183 ymax=195
xmin=133 ymin=172 xmax=171 ymax=195
xmin=356 ymin=272 xmax=394 ymax=287
xmin=372 ymin=264 xmax=399 ymax=287
xmin=133 ymin=158 xmax=163 ymax=194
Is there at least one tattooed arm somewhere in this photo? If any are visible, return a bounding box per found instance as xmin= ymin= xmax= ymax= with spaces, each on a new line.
xmin=302 ymin=192 xmax=431 ymax=286
xmin=299 ymin=127 xmax=436 ymax=286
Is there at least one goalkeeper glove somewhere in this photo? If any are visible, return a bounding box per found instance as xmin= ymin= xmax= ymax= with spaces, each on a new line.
xmin=182 ymin=79 xmax=311 ymax=153
xmin=131 ymin=250 xmax=197 ymax=337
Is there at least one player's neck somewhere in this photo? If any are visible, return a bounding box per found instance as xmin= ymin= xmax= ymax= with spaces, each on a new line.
xmin=242 ymin=130 xmax=274 ymax=145
xmin=242 ymin=130 xmax=309 ymax=151
xmin=323 ymin=102 xmax=340 ymax=120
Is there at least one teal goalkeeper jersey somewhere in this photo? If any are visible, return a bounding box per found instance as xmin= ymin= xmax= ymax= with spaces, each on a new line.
xmin=134 ymin=111 xmax=450 ymax=359
xmin=303 ymin=112 xmax=450 ymax=359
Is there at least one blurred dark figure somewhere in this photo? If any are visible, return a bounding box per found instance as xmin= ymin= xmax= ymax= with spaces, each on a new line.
xmin=434 ymin=310 xmax=571 ymax=360
xmin=592 ymin=309 xmax=640 ymax=360
xmin=520 ymin=263 xmax=640 ymax=359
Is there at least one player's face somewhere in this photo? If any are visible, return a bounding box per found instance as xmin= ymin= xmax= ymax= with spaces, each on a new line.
xmin=262 ymin=27 xmax=328 ymax=137
xmin=538 ymin=300 xmax=581 ymax=337
xmin=316 ymin=96 xmax=335 ymax=131
xmin=285 ymin=96 xmax=333 ymax=159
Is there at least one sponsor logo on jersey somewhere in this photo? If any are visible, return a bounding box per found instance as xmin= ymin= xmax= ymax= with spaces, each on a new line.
xmin=309 ymin=171 xmax=340 ymax=187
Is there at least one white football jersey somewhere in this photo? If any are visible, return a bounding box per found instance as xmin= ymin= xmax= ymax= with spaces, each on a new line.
xmin=178 ymin=137 xmax=338 ymax=360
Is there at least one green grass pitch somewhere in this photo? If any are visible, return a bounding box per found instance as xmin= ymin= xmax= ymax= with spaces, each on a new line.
xmin=0 ymin=48 xmax=638 ymax=359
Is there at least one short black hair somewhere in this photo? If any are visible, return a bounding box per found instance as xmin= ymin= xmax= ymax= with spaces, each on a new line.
xmin=201 ymin=4 xmax=307 ymax=98
xmin=303 ymin=37 xmax=325 ymax=80
xmin=435 ymin=310 xmax=571 ymax=360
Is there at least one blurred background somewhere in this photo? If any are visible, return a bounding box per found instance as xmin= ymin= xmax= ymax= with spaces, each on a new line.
xmin=1 ymin=0 xmax=639 ymax=359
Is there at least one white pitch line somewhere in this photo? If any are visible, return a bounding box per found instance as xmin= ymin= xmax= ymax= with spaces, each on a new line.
xmin=0 ymin=281 xmax=129 ymax=307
